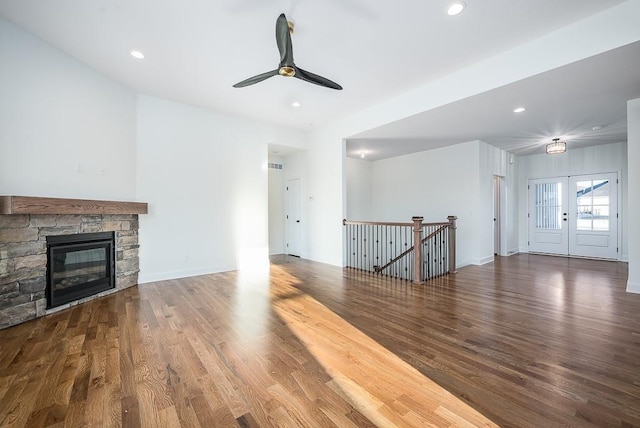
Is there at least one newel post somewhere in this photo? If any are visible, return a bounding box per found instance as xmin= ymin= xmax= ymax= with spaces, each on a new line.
xmin=448 ymin=215 xmax=457 ymax=274
xmin=412 ymin=216 xmax=424 ymax=283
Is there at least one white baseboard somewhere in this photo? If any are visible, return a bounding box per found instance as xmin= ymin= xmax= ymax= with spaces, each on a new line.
xmin=139 ymin=265 xmax=236 ymax=284
xmin=507 ymin=248 xmax=520 ymax=256
xmin=476 ymin=255 xmax=494 ymax=265
xmin=627 ymin=280 xmax=640 ymax=294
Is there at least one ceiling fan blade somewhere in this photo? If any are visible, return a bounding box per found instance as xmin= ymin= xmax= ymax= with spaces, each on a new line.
xmin=276 ymin=13 xmax=294 ymax=67
xmin=295 ymin=67 xmax=343 ymax=90
xmin=233 ymin=70 xmax=279 ymax=88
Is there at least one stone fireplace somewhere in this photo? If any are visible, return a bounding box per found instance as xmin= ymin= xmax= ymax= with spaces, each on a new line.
xmin=0 ymin=196 xmax=147 ymax=329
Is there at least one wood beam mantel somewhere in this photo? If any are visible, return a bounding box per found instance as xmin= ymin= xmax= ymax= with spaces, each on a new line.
xmin=0 ymin=196 xmax=148 ymax=215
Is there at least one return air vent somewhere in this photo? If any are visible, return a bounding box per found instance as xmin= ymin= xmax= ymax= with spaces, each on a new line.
xmin=268 ymin=163 xmax=283 ymax=170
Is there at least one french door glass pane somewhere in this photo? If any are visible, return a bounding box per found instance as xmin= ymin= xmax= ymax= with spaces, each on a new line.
xmin=576 ymin=180 xmax=609 ymax=231
xmin=535 ymin=182 xmax=562 ymax=230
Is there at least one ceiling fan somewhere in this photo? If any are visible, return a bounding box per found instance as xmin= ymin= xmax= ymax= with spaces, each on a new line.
xmin=233 ymin=13 xmax=342 ymax=90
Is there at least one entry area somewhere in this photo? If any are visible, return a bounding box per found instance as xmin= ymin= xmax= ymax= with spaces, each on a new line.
xmin=528 ymin=172 xmax=618 ymax=259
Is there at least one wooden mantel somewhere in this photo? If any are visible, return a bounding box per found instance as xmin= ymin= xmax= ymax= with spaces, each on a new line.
xmin=0 ymin=196 xmax=148 ymax=215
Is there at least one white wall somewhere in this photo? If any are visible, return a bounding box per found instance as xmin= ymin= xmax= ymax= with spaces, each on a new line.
xmin=295 ymin=129 xmax=344 ymax=266
xmin=346 ymin=157 xmax=372 ymax=221
xmin=0 ymin=16 xmax=137 ymax=200
xmin=628 ymin=98 xmax=640 ymax=292
xmin=362 ymin=140 xmax=512 ymax=267
xmin=368 ymin=142 xmax=478 ymax=267
xmin=136 ymin=95 xmax=307 ymax=283
xmin=517 ymin=142 xmax=628 ymax=258
xmin=0 ymin=14 xmax=312 ymax=284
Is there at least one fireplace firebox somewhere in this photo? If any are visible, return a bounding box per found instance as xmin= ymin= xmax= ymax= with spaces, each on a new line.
xmin=46 ymin=232 xmax=115 ymax=309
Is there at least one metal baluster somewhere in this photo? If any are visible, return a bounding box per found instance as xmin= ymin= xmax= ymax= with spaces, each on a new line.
xmin=347 ymin=224 xmax=351 ymax=268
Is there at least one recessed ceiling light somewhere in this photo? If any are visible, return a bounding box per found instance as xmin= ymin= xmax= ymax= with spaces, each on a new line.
xmin=292 ymin=101 xmax=301 ymax=108
xmin=360 ymin=152 xmax=365 ymax=159
xmin=591 ymin=125 xmax=602 ymax=131
xmin=447 ymin=1 xmax=466 ymax=16
xmin=513 ymin=107 xmax=526 ymax=113
xmin=130 ymin=50 xmax=145 ymax=59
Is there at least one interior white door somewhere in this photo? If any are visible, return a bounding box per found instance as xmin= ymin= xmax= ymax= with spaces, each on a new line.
xmin=568 ymin=173 xmax=618 ymax=259
xmin=286 ymin=179 xmax=302 ymax=257
xmin=528 ymin=177 xmax=569 ymax=255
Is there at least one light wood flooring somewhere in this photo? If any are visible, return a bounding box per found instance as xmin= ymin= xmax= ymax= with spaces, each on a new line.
xmin=1 ymin=254 xmax=639 ymax=427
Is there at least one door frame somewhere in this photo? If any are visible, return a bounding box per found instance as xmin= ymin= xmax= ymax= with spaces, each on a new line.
xmin=527 ymin=172 xmax=620 ymax=260
xmin=494 ymin=175 xmax=507 ymax=256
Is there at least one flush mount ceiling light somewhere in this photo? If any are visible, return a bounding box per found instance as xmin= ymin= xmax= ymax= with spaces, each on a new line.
xmin=546 ymin=138 xmax=566 ymax=154
xmin=447 ymin=1 xmax=467 ymax=16
xmin=513 ymin=107 xmax=526 ymax=113
xmin=130 ymin=50 xmax=145 ymax=59
xmin=291 ymin=101 xmax=301 ymax=108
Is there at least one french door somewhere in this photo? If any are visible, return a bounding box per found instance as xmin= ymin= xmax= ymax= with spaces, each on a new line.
xmin=528 ymin=173 xmax=618 ymax=259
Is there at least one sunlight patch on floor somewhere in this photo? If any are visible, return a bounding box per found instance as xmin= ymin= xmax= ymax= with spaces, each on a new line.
xmin=269 ymin=265 xmax=498 ymax=427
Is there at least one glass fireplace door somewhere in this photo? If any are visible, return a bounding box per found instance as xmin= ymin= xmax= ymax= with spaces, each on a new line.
xmin=47 ymin=232 xmax=115 ymax=308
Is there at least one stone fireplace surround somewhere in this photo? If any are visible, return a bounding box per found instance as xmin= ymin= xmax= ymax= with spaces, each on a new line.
xmin=0 ymin=196 xmax=147 ymax=330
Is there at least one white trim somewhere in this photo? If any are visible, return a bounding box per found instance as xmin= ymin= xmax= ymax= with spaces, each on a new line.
xmin=618 ymin=169 xmax=623 ymax=261
xmin=138 ymin=265 xmax=235 ymax=284
xmin=476 ymin=255 xmax=495 ymax=265
xmin=627 ymin=280 xmax=640 ymax=294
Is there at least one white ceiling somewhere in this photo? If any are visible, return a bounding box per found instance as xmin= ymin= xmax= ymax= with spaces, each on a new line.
xmin=0 ymin=0 xmax=636 ymax=159
xmin=348 ymin=41 xmax=640 ymax=160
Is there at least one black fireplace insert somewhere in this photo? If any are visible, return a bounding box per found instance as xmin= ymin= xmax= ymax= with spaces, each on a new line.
xmin=46 ymin=232 xmax=115 ymax=308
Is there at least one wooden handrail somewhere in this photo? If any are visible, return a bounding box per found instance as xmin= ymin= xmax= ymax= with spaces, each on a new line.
xmin=343 ymin=219 xmax=449 ymax=228
xmin=343 ymin=219 xmax=413 ymax=227
xmin=374 ymin=244 xmax=415 ymax=273
xmin=422 ymin=225 xmax=449 ymax=244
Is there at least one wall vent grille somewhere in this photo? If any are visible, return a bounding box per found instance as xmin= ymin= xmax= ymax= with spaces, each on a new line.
xmin=268 ymin=163 xmax=283 ymax=170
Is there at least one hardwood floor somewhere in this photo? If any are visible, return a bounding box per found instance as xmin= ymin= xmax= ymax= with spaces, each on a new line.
xmin=1 ymin=254 xmax=639 ymax=427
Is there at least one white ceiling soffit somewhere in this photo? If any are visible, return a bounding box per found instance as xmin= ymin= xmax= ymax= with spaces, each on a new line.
xmin=347 ymin=40 xmax=640 ymax=161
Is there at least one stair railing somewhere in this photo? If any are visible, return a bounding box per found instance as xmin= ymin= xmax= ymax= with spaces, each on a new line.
xmin=343 ymin=216 xmax=457 ymax=283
